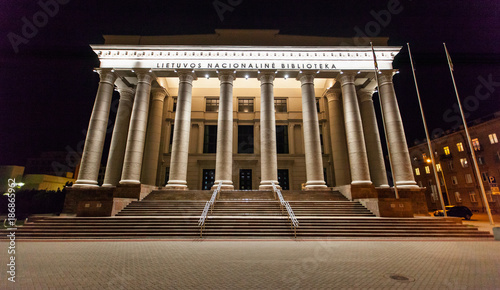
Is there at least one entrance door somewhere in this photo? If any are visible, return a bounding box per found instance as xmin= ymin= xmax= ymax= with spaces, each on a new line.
xmin=239 ymin=169 xmax=252 ymax=190
xmin=277 ymin=169 xmax=289 ymax=190
xmin=202 ymin=169 xmax=215 ymax=190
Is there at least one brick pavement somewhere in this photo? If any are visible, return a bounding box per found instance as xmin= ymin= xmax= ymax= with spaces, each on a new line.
xmin=1 ymin=240 xmax=499 ymax=289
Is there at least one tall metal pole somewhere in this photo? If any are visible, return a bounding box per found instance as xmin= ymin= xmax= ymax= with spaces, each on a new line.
xmin=443 ymin=43 xmax=494 ymax=225
xmin=439 ymin=164 xmax=451 ymax=205
xmin=370 ymin=42 xmax=399 ymax=199
xmin=407 ymin=43 xmax=447 ymax=216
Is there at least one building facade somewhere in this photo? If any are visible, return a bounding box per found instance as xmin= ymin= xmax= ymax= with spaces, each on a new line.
xmin=409 ymin=112 xmax=500 ymax=212
xmin=73 ymin=30 xmax=418 ymax=194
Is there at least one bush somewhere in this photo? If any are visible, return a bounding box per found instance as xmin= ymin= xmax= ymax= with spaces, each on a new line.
xmin=0 ymin=188 xmax=67 ymax=218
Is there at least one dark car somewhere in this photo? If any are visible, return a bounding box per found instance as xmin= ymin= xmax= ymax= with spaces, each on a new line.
xmin=434 ymin=205 xmax=473 ymax=220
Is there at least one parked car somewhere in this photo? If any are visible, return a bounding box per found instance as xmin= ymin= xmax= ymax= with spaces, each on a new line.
xmin=434 ymin=205 xmax=473 ymax=220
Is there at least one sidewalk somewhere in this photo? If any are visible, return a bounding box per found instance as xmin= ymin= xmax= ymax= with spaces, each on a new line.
xmin=1 ymin=239 xmax=499 ymax=289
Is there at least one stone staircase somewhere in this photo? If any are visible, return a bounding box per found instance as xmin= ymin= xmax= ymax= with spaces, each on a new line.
xmin=8 ymin=190 xmax=494 ymax=239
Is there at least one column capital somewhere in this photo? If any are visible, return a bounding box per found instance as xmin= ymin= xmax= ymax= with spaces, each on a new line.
xmin=338 ymin=71 xmax=357 ymax=86
xmin=296 ymin=70 xmax=316 ymax=85
xmin=177 ymin=69 xmax=197 ymax=82
xmin=218 ymin=70 xmax=235 ymax=83
xmin=357 ymin=90 xmax=374 ymax=103
xmin=258 ymin=70 xmax=276 ymax=84
xmin=134 ymin=69 xmax=154 ymax=85
xmin=325 ymin=89 xmax=342 ymax=102
xmin=151 ymin=87 xmax=168 ymax=101
xmin=378 ymin=70 xmax=396 ymax=86
xmin=116 ymin=85 xmax=135 ymax=103
xmin=96 ymin=68 xmax=117 ymax=85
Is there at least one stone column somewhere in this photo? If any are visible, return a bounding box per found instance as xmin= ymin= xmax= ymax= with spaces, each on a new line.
xmin=259 ymin=72 xmax=279 ymax=190
xmin=357 ymin=90 xmax=389 ymax=187
xmin=298 ymin=72 xmax=327 ymax=190
xmin=74 ymin=69 xmax=117 ymax=187
xmin=214 ymin=71 xmax=235 ymax=190
xmin=325 ymin=89 xmax=351 ymax=186
xmin=339 ymin=72 xmax=372 ymax=186
xmin=166 ymin=70 xmax=196 ymax=189
xmin=378 ymin=70 xmax=418 ymax=188
xmin=141 ymin=88 xmax=167 ymax=185
xmin=119 ymin=70 xmax=154 ymax=185
xmin=102 ymin=85 xmax=135 ymax=187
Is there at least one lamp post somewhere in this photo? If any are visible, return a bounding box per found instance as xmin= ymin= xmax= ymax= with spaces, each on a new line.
xmin=426 ymin=159 xmax=450 ymax=206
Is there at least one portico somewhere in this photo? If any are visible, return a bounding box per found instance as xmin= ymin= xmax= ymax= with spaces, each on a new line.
xmin=73 ymin=30 xmax=418 ymax=196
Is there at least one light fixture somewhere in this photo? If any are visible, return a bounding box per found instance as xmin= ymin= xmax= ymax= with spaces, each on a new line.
xmin=149 ymin=69 xmax=152 ymax=73
xmin=131 ymin=69 xmax=135 ymax=73
xmin=205 ymin=74 xmax=209 ymax=79
xmin=340 ymin=71 xmax=344 ymax=74
xmin=245 ymin=75 xmax=249 ymax=80
xmin=111 ymin=69 xmax=115 ymax=73
xmin=284 ymin=74 xmax=288 ymax=80
xmin=357 ymin=71 xmax=361 ymax=74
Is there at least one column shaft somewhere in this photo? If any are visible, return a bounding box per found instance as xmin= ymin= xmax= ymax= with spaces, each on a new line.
xmin=358 ymin=90 xmax=389 ymax=187
xmin=214 ymin=72 xmax=235 ymax=190
xmin=259 ymin=72 xmax=279 ymax=190
xmin=74 ymin=69 xmax=117 ymax=187
xmin=378 ymin=71 xmax=418 ymax=188
xmin=298 ymin=73 xmax=327 ymax=189
xmin=326 ymin=89 xmax=351 ymax=186
xmin=120 ymin=71 xmax=154 ymax=184
xmin=339 ymin=72 xmax=372 ymax=186
xmin=166 ymin=71 xmax=195 ymax=189
xmin=102 ymin=86 xmax=135 ymax=187
xmin=141 ymin=88 xmax=167 ymax=185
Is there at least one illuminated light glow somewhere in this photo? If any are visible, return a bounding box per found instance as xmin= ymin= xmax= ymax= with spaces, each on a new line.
xmin=245 ymin=75 xmax=249 ymax=80
xmin=284 ymin=74 xmax=288 ymax=80
xmin=111 ymin=69 xmax=115 ymax=72
xmin=205 ymin=74 xmax=209 ymax=79
xmin=340 ymin=71 xmax=344 ymax=74
xmin=357 ymin=71 xmax=361 ymax=74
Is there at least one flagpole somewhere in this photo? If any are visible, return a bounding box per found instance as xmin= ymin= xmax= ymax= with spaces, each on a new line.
xmin=407 ymin=43 xmax=447 ymax=216
xmin=370 ymin=42 xmax=399 ymax=199
xmin=443 ymin=43 xmax=494 ymax=225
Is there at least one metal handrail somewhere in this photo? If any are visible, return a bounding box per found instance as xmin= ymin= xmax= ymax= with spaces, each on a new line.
xmin=198 ymin=181 xmax=222 ymax=237
xmin=271 ymin=182 xmax=299 ymax=237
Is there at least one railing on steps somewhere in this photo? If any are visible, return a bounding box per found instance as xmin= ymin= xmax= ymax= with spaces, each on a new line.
xmin=271 ymin=182 xmax=299 ymax=237
xmin=198 ymin=181 xmax=222 ymax=238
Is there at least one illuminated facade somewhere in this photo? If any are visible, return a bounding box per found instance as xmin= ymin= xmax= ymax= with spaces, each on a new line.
xmin=409 ymin=112 xmax=500 ymax=212
xmin=72 ymin=30 xmax=418 ymax=196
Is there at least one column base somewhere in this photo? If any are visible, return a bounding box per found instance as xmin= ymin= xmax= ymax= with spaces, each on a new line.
xmin=165 ymin=180 xmax=188 ymax=190
xmin=376 ymin=184 xmax=391 ymax=189
xmin=259 ymin=180 xmax=280 ymax=191
xmin=101 ymin=184 xmax=117 ymax=188
xmin=351 ymin=180 xmax=373 ymax=186
xmin=395 ymin=180 xmax=419 ymax=189
xmin=304 ymin=180 xmax=328 ymax=190
xmin=73 ymin=180 xmax=99 ymax=188
xmin=211 ymin=180 xmax=234 ymax=191
xmin=119 ymin=179 xmax=141 ymax=185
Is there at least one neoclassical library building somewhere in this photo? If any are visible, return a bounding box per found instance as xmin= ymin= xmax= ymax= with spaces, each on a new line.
xmin=73 ymin=29 xmax=418 ymax=195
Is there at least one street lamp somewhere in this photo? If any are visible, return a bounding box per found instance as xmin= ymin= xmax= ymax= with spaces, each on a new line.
xmin=426 ymin=159 xmax=450 ymax=206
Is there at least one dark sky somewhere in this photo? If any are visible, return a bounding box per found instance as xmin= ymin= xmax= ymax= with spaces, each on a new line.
xmin=0 ymin=0 xmax=499 ymax=166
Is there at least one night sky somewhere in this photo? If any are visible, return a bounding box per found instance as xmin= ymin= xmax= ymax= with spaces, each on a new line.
xmin=1 ymin=0 xmax=499 ymax=166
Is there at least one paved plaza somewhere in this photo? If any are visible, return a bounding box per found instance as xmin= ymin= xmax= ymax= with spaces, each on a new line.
xmin=1 ymin=239 xmax=499 ymax=289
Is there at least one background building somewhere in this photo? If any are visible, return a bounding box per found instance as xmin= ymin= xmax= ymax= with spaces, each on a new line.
xmin=409 ymin=112 xmax=500 ymax=212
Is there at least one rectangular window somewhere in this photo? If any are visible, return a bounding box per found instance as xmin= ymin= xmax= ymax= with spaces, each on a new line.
xmin=276 ymin=125 xmax=289 ymax=154
xmin=455 ymin=192 xmax=462 ymax=203
xmin=422 ymin=153 xmax=428 ymax=161
xmin=478 ymin=156 xmax=484 ymax=165
xmin=202 ymin=169 xmax=215 ymax=190
xmin=465 ymin=174 xmax=473 ymax=183
xmin=169 ymin=125 xmax=174 ymax=153
xmin=487 ymin=191 xmax=494 ymax=202
xmin=436 ymin=163 xmax=442 ymax=172
xmin=482 ymin=172 xmax=489 ymax=182
xmin=238 ymin=98 xmax=254 ymax=113
xmin=238 ymin=125 xmax=254 ymax=154
xmin=206 ymin=97 xmax=219 ymax=112
xmin=425 ymin=166 xmax=431 ymax=174
xmin=443 ymin=146 xmax=450 ymax=155
xmin=452 ymin=176 xmax=458 ymax=185
xmin=172 ymin=97 xmax=177 ymax=112
xmin=469 ymin=191 xmax=477 ymax=202
xmin=448 ymin=161 xmax=454 ymax=170
xmin=418 ymin=181 xmax=423 ymax=187
xmin=489 ymin=133 xmax=498 ymax=144
xmin=415 ymin=168 xmax=420 ymax=176
xmin=457 ymin=142 xmax=464 ymax=152
xmin=319 ymin=125 xmax=324 ymax=154
xmin=274 ymin=98 xmax=287 ymax=113
xmin=203 ymin=125 xmax=218 ymax=153
xmin=460 ymin=158 xmax=468 ymax=168
xmin=277 ymin=169 xmax=290 ymax=190
xmin=472 ymin=138 xmax=481 ymax=151
xmin=316 ymin=98 xmax=320 ymax=113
